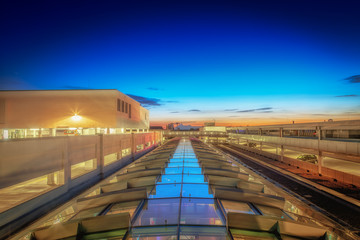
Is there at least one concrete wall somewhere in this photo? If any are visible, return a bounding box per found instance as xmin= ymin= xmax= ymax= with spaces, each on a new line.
xmin=0 ymin=132 xmax=161 ymax=189
xmin=0 ymin=90 xmax=149 ymax=129
xmin=0 ymin=131 xmax=162 ymax=237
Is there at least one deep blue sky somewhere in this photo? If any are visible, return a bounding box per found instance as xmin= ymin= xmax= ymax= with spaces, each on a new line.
xmin=1 ymin=0 xmax=359 ymax=126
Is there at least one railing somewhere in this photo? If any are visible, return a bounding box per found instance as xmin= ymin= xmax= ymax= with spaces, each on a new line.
xmin=0 ymin=131 xmax=162 ymax=236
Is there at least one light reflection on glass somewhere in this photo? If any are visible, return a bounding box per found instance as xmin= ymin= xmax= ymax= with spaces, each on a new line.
xmin=157 ymin=174 xmax=182 ymax=184
xmin=220 ymin=200 xmax=255 ymax=215
xmin=133 ymin=199 xmax=180 ymax=226
xmin=180 ymin=198 xmax=224 ymax=226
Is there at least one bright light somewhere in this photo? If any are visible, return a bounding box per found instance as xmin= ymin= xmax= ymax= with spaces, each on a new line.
xmin=71 ymin=114 xmax=82 ymax=121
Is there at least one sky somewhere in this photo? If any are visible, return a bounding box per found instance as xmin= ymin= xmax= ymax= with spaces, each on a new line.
xmin=1 ymin=0 xmax=359 ymax=127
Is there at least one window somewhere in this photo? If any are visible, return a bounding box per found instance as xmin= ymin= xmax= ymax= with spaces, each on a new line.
xmin=125 ymin=102 xmax=128 ymax=113
xmin=122 ymin=100 xmax=125 ymax=112
xmin=129 ymin=104 xmax=131 ymax=118
xmin=133 ymin=199 xmax=180 ymax=226
xmin=117 ymin=99 xmax=120 ymax=111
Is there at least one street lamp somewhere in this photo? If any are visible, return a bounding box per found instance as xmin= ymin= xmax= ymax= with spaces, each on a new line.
xmin=71 ymin=114 xmax=82 ymax=121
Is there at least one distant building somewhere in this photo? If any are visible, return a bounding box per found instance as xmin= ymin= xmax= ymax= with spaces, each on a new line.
xmin=201 ymin=126 xmax=227 ymax=132
xmin=167 ymin=123 xmax=175 ymax=130
xmin=0 ymin=89 xmax=149 ymax=139
xmin=174 ymin=124 xmax=200 ymax=131
xmin=204 ymin=121 xmax=215 ymax=127
xmin=150 ymin=126 xmax=164 ymax=130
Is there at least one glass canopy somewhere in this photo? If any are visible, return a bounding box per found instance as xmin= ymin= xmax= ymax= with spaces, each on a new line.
xmin=13 ymin=138 xmax=339 ymax=240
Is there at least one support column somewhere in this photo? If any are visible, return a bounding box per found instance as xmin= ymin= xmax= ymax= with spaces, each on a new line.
xmin=260 ymin=142 xmax=263 ymax=151
xmin=47 ymin=173 xmax=55 ymax=185
xmin=64 ymin=138 xmax=71 ymax=190
xmin=99 ymin=134 xmax=104 ymax=178
xmin=131 ymin=133 xmax=136 ymax=161
xmin=317 ymin=126 xmax=323 ymax=175
xmin=317 ymin=126 xmax=322 ymax=140
xmin=280 ymin=145 xmax=284 ymax=162
xmin=279 ymin=128 xmax=283 ymax=137
xmin=318 ymin=151 xmax=323 ymax=175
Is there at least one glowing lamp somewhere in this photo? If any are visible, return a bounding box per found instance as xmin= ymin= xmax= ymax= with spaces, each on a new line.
xmin=71 ymin=114 xmax=82 ymax=121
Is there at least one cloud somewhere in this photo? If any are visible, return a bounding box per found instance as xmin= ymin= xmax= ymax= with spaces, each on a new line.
xmin=170 ymin=111 xmax=179 ymax=113
xmin=127 ymin=94 xmax=162 ymax=108
xmin=225 ymin=109 xmax=238 ymax=111
xmin=311 ymin=113 xmax=329 ymax=116
xmin=335 ymin=94 xmax=358 ymax=97
xmin=0 ymin=78 xmax=36 ymax=90
xmin=228 ymin=115 xmax=239 ymax=117
xmin=121 ymin=93 xmax=178 ymax=108
xmin=344 ymin=75 xmax=360 ymax=83
xmin=237 ymin=107 xmax=273 ymax=113
xmin=147 ymin=87 xmax=162 ymax=91
xmin=188 ymin=109 xmax=201 ymax=112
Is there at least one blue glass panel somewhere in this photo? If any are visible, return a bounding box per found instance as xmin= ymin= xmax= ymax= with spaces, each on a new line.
xmin=149 ymin=184 xmax=181 ymax=198
xmin=180 ymin=198 xmax=224 ymax=226
xmin=165 ymin=167 xmax=183 ymax=174
xmin=183 ymin=158 xmax=198 ymax=162
xmin=169 ymin=158 xmax=183 ymax=163
xmin=183 ymin=174 xmax=206 ymax=184
xmin=184 ymin=162 xmax=200 ymax=167
xmin=158 ymin=174 xmax=182 ymax=184
xmin=167 ymin=162 xmax=184 ymax=168
xmin=183 ymin=167 xmax=202 ymax=174
xmin=182 ymin=184 xmax=213 ymax=198
xmin=133 ymin=199 xmax=180 ymax=226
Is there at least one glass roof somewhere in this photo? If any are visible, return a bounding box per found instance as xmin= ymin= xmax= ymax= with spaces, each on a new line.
xmin=12 ymin=138 xmax=339 ymax=240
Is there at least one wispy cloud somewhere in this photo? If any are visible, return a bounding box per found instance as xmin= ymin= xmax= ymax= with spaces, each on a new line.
xmin=0 ymin=78 xmax=36 ymax=90
xmin=166 ymin=100 xmax=179 ymax=103
xmin=228 ymin=115 xmax=239 ymax=117
xmin=147 ymin=87 xmax=162 ymax=91
xmin=127 ymin=94 xmax=162 ymax=108
xmin=335 ymin=94 xmax=358 ymax=97
xmin=188 ymin=109 xmax=201 ymax=112
xmin=237 ymin=107 xmax=273 ymax=113
xmin=225 ymin=109 xmax=238 ymax=111
xmin=344 ymin=75 xmax=360 ymax=83
xmin=170 ymin=111 xmax=179 ymax=113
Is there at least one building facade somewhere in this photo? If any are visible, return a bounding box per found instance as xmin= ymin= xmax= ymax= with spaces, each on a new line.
xmin=0 ymin=89 xmax=149 ymax=139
